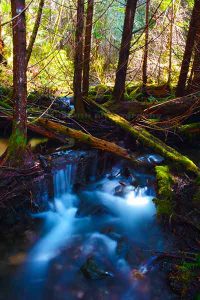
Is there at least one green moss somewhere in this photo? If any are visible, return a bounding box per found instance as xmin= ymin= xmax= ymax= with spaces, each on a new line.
xmin=7 ymin=128 xmax=27 ymax=158
xmin=153 ymin=165 xmax=174 ymax=217
xmin=89 ymin=84 xmax=112 ymax=96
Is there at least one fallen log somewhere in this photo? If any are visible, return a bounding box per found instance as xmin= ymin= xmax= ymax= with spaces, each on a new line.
xmin=37 ymin=118 xmax=140 ymax=163
xmin=0 ymin=109 xmax=139 ymax=164
xmin=110 ymin=100 xmax=149 ymax=115
xmin=86 ymin=99 xmax=200 ymax=175
xmin=143 ymin=92 xmax=200 ymax=116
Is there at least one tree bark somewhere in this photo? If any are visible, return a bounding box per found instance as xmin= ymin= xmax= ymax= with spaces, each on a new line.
xmin=0 ymin=0 xmax=35 ymax=168
xmin=176 ymin=0 xmax=200 ymax=97
xmin=113 ymin=0 xmax=138 ymax=102
xmin=38 ymin=119 xmax=140 ymax=163
xmin=142 ymin=0 xmax=150 ymax=89
xmin=11 ymin=0 xmax=27 ymax=151
xmin=0 ymin=14 xmax=3 ymax=63
xmin=26 ymin=0 xmax=45 ymax=65
xmin=168 ymin=0 xmax=174 ymax=85
xmin=82 ymin=0 xmax=94 ymax=98
xmin=0 ymin=12 xmax=6 ymax=65
xmin=188 ymin=28 xmax=200 ymax=92
xmin=73 ymin=0 xmax=86 ymax=115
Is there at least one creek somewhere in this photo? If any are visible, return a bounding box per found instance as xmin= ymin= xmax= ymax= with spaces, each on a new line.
xmin=0 ymin=149 xmax=178 ymax=300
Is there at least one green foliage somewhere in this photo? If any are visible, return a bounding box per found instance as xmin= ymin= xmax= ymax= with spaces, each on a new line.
xmin=0 ymin=0 xmax=197 ymax=94
xmin=160 ymin=0 xmax=174 ymax=11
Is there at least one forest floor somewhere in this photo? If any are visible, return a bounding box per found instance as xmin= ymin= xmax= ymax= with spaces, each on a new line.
xmin=0 ymin=84 xmax=199 ymax=299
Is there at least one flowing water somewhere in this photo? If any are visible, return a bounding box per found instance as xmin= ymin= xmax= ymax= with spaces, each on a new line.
xmin=0 ymin=150 xmax=177 ymax=300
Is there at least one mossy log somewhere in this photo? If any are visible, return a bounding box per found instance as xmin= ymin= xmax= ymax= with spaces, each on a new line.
xmin=1 ymin=106 xmax=146 ymax=166
xmin=153 ymin=165 xmax=174 ymax=217
xmin=144 ymin=92 xmax=200 ymax=116
xmin=0 ymin=109 xmax=140 ymax=164
xmin=110 ymin=100 xmax=149 ymax=115
xmin=87 ymin=99 xmax=200 ymax=175
xmin=36 ymin=119 xmax=139 ymax=163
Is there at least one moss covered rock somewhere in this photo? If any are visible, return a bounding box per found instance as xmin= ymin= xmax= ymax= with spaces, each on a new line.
xmin=153 ymin=165 xmax=174 ymax=217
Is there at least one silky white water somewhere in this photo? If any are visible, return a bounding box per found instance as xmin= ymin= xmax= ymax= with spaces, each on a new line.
xmin=13 ymin=152 xmax=174 ymax=300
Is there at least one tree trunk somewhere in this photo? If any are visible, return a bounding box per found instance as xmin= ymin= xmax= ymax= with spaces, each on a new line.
xmin=142 ymin=0 xmax=150 ymax=90
xmin=26 ymin=0 xmax=45 ymax=65
xmin=167 ymin=0 xmax=174 ymax=85
xmin=0 ymin=0 xmax=34 ymax=168
xmin=73 ymin=0 xmax=86 ymax=115
xmin=38 ymin=119 xmax=140 ymax=164
xmin=188 ymin=29 xmax=200 ymax=92
xmin=0 ymin=14 xmax=3 ymax=63
xmin=113 ymin=0 xmax=138 ymax=102
xmin=82 ymin=0 xmax=94 ymax=98
xmin=0 ymin=12 xmax=6 ymax=65
xmin=176 ymin=0 xmax=200 ymax=97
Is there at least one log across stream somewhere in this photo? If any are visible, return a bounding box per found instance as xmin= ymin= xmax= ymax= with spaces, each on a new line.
xmin=0 ymin=149 xmax=178 ymax=300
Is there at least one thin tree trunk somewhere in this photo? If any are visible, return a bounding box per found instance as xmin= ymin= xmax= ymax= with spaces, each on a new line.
xmin=188 ymin=30 xmax=200 ymax=92
xmin=187 ymin=58 xmax=195 ymax=91
xmin=82 ymin=0 xmax=94 ymax=98
xmin=0 ymin=14 xmax=3 ymax=63
xmin=11 ymin=0 xmax=27 ymax=145
xmin=0 ymin=12 xmax=6 ymax=65
xmin=167 ymin=0 xmax=174 ymax=85
xmin=176 ymin=0 xmax=200 ymax=97
xmin=113 ymin=0 xmax=138 ymax=102
xmin=142 ymin=0 xmax=150 ymax=90
xmin=73 ymin=0 xmax=86 ymax=115
xmin=26 ymin=0 xmax=45 ymax=65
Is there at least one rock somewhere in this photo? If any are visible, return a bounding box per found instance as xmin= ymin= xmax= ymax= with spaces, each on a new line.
xmin=131 ymin=269 xmax=145 ymax=281
xmin=80 ymin=257 xmax=114 ymax=280
xmin=8 ymin=252 xmax=26 ymax=266
xmin=114 ymin=185 xmax=124 ymax=196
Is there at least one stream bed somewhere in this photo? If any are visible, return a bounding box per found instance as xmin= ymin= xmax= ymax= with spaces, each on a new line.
xmin=0 ymin=150 xmax=178 ymax=300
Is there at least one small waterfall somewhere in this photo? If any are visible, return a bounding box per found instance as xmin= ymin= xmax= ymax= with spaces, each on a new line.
xmin=53 ymin=163 xmax=77 ymax=196
xmin=16 ymin=166 xmax=78 ymax=300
